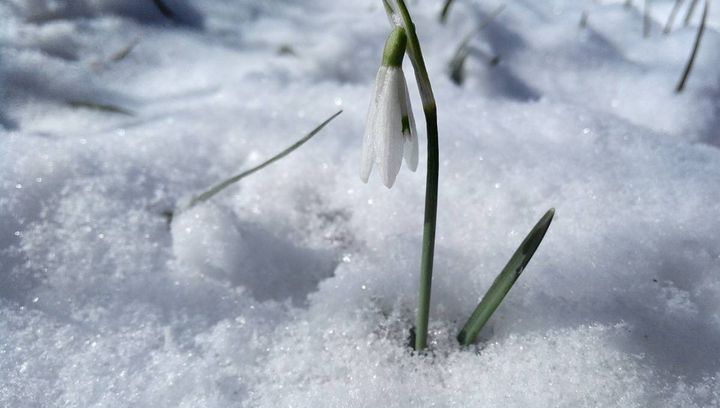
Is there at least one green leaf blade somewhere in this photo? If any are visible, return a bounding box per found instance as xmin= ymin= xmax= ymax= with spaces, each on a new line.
xmin=457 ymin=208 xmax=555 ymax=346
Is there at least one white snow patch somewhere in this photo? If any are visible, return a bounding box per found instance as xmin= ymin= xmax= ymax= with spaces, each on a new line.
xmin=2 ymin=0 xmax=720 ymax=406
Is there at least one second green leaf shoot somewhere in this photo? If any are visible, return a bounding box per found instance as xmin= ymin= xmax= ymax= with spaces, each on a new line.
xmin=457 ymin=208 xmax=555 ymax=346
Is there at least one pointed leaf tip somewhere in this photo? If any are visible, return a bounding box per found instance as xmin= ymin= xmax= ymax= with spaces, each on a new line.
xmin=522 ymin=208 xmax=555 ymax=257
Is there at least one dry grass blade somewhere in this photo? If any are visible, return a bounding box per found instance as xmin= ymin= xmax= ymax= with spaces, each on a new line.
xmin=448 ymin=33 xmax=475 ymax=85
xmin=67 ymin=100 xmax=135 ymax=116
xmin=664 ymin=0 xmax=685 ymax=33
xmin=110 ymin=39 xmax=140 ymax=62
xmin=676 ymin=0 xmax=708 ymax=93
xmin=644 ymin=0 xmax=652 ymax=37
xmin=182 ymin=110 xmax=343 ymax=211
xmin=684 ymin=0 xmax=700 ymax=26
xmin=152 ymin=0 xmax=176 ymax=20
xmin=446 ymin=5 xmax=505 ymax=85
xmin=439 ymin=0 xmax=456 ymax=23
xmin=579 ymin=10 xmax=589 ymax=28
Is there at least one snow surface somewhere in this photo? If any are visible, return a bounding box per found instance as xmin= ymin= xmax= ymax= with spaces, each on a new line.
xmin=2 ymin=0 xmax=720 ymax=406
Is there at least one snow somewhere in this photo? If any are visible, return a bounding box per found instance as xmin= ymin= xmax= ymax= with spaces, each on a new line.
xmin=2 ymin=0 xmax=720 ymax=406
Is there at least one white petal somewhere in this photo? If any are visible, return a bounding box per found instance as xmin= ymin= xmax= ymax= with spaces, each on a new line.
xmin=360 ymin=67 xmax=388 ymax=183
xmin=376 ymin=68 xmax=405 ymax=188
xmin=403 ymin=127 xmax=419 ymax=172
xmin=399 ymin=72 xmax=418 ymax=172
xmin=360 ymin=108 xmax=376 ymax=183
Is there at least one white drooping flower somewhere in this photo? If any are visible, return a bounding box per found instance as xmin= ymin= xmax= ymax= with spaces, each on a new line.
xmin=360 ymin=27 xmax=418 ymax=188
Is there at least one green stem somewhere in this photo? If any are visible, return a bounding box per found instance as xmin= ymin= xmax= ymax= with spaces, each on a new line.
xmin=415 ymin=105 xmax=439 ymax=351
xmin=388 ymin=0 xmax=439 ymax=351
xmin=392 ymin=0 xmax=436 ymax=110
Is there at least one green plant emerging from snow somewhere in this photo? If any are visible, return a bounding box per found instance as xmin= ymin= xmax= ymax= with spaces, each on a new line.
xmin=458 ymin=209 xmax=555 ymax=345
xmin=364 ymin=0 xmax=554 ymax=351
xmin=375 ymin=0 xmax=440 ymax=352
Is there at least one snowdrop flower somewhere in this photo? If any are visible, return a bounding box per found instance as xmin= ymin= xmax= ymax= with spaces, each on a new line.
xmin=360 ymin=27 xmax=418 ymax=188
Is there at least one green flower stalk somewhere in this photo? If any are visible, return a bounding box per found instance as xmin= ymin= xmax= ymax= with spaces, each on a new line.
xmin=376 ymin=0 xmax=555 ymax=351
xmin=381 ymin=0 xmax=439 ymax=351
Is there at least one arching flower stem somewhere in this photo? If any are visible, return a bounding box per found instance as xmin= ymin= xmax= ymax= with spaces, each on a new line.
xmin=384 ymin=0 xmax=439 ymax=351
